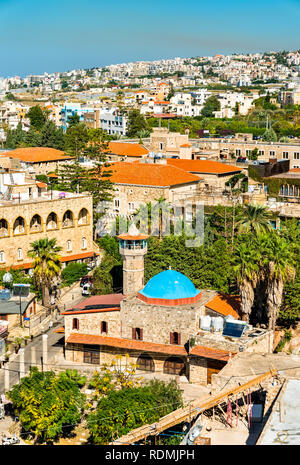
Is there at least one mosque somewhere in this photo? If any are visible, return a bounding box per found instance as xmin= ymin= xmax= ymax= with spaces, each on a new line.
xmin=63 ymin=224 xmax=274 ymax=385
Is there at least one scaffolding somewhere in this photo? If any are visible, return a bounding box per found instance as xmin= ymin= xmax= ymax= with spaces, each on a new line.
xmin=110 ymin=369 xmax=278 ymax=445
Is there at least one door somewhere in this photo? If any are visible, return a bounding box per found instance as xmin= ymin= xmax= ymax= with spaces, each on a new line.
xmin=164 ymin=357 xmax=186 ymax=376
xmin=207 ymin=359 xmax=226 ymax=384
xmin=83 ymin=344 xmax=100 ymax=364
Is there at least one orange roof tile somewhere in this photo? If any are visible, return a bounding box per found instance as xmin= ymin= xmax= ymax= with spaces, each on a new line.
xmin=0 ymin=147 xmax=73 ymax=163
xmin=167 ymin=159 xmax=242 ymax=175
xmin=117 ymin=234 xmax=149 ymax=240
xmin=205 ymin=293 xmax=241 ymax=319
xmin=61 ymin=251 xmax=98 ymax=262
xmin=290 ymin=168 xmax=300 ymax=173
xmin=6 ymin=251 xmax=98 ymax=271
xmin=180 ymin=144 xmax=192 ymax=148
xmin=103 ymin=162 xmax=200 ymax=187
xmin=66 ymin=333 xmax=188 ymax=356
xmin=107 ymin=142 xmax=149 ymax=158
xmin=53 ymin=326 xmax=65 ymax=334
xmin=36 ymin=182 xmax=47 ymax=188
xmin=189 ymin=345 xmax=235 ymax=361
xmin=62 ymin=307 xmax=120 ymax=315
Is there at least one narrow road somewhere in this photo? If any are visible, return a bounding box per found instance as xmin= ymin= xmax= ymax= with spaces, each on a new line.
xmin=0 ymin=286 xmax=85 ymax=393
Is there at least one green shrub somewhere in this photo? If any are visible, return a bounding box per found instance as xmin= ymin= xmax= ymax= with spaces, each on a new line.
xmin=61 ymin=262 xmax=88 ymax=287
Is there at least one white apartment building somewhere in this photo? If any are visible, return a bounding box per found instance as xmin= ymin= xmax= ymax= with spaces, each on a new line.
xmin=214 ymin=92 xmax=256 ymax=118
xmin=98 ymin=107 xmax=127 ymax=136
xmin=170 ymin=93 xmax=202 ymax=117
xmin=190 ymin=89 xmax=212 ymax=106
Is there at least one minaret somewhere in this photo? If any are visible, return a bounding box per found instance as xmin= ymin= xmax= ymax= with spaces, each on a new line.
xmin=117 ymin=224 xmax=149 ymax=296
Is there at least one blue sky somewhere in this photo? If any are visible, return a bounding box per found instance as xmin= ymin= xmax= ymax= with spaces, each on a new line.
xmin=0 ymin=0 xmax=299 ymax=77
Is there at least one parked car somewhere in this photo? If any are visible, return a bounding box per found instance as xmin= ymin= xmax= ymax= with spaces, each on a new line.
xmin=80 ymin=275 xmax=93 ymax=287
xmin=82 ymin=283 xmax=93 ymax=296
xmin=236 ymin=157 xmax=247 ymax=163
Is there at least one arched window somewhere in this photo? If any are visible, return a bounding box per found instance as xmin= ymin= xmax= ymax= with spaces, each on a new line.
xmin=0 ymin=251 xmax=5 ymax=263
xmin=13 ymin=217 xmax=26 ymax=235
xmin=72 ymin=318 xmax=79 ymax=330
xmin=78 ymin=208 xmax=89 ymax=225
xmin=0 ymin=219 xmax=9 ymax=237
xmin=30 ymin=214 xmax=42 ymax=232
xmin=62 ymin=210 xmax=74 ymax=228
xmin=46 ymin=212 xmax=58 ymax=230
xmin=81 ymin=237 xmax=87 ymax=249
xmin=67 ymin=240 xmax=72 ymax=251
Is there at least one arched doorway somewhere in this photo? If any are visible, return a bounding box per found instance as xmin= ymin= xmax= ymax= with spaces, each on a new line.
xmin=137 ymin=353 xmax=155 ymax=372
xmin=163 ymin=356 xmax=186 ymax=376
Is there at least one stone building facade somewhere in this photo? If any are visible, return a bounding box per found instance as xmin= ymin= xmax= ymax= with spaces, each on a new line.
xmin=63 ymin=234 xmax=273 ymax=386
xmin=0 ymin=185 xmax=97 ymax=270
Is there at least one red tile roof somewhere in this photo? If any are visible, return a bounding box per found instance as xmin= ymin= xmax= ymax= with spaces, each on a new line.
xmin=103 ymin=162 xmax=200 ymax=187
xmin=0 ymin=147 xmax=73 ymax=163
xmin=205 ymin=294 xmax=241 ymax=319
xmin=66 ymin=333 xmax=188 ymax=356
xmin=107 ymin=142 xmax=149 ymax=158
xmin=189 ymin=345 xmax=235 ymax=361
xmin=62 ymin=307 xmax=120 ymax=315
xmin=167 ymin=159 xmax=242 ymax=175
xmin=117 ymin=233 xmax=149 ymax=240
xmin=53 ymin=326 xmax=65 ymax=334
xmin=6 ymin=251 xmax=98 ymax=271
xmin=69 ymin=294 xmax=124 ymax=310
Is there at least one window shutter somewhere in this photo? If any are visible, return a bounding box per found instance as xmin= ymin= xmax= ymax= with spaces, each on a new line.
xmin=170 ymin=332 xmax=174 ymax=344
xmin=140 ymin=328 xmax=143 ymax=341
xmin=178 ymin=333 xmax=181 ymax=345
xmin=106 ymin=322 xmax=108 ymax=334
xmin=132 ymin=328 xmax=136 ymax=339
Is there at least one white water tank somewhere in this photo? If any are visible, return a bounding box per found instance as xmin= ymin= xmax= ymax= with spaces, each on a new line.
xmin=200 ymin=315 xmax=211 ymax=331
xmin=212 ymin=316 xmax=224 ymax=332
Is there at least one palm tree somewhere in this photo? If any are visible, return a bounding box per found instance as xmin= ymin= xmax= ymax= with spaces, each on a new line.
xmin=28 ymin=238 xmax=62 ymax=307
xmin=233 ymin=240 xmax=261 ymax=322
xmin=263 ymin=235 xmax=296 ymax=331
xmin=237 ymin=204 xmax=274 ymax=235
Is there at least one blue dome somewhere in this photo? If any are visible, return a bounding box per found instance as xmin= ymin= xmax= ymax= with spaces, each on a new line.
xmin=139 ymin=270 xmax=201 ymax=301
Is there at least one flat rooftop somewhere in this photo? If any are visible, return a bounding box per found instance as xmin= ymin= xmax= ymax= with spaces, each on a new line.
xmin=194 ymin=326 xmax=271 ymax=353
xmin=0 ymin=190 xmax=91 ymax=207
xmin=258 ymin=379 xmax=300 ymax=445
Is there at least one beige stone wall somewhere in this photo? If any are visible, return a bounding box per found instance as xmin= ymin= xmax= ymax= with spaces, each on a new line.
xmin=120 ymin=298 xmax=205 ymax=346
xmin=189 ymin=357 xmax=208 ymax=384
xmin=0 ymin=194 xmax=94 ymax=269
xmin=65 ymin=343 xmax=186 ymax=378
xmin=113 ymin=184 xmax=170 ymax=217
xmin=197 ymin=140 xmax=300 ymax=168
xmin=120 ymin=249 xmax=146 ymax=295
xmin=64 ymin=310 xmax=121 ymax=342
xmin=150 ymin=128 xmax=189 ymax=153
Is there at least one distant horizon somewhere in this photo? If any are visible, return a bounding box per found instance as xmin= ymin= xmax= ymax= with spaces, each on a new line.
xmin=0 ymin=0 xmax=299 ymax=77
